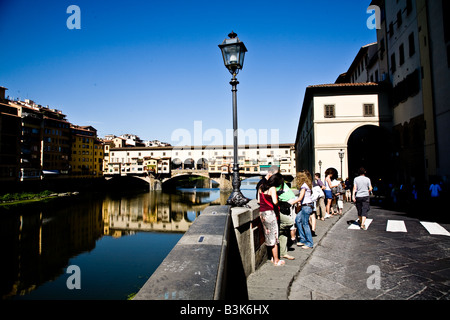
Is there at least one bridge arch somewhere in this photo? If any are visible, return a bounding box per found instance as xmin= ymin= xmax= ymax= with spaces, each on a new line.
xmin=197 ymin=158 xmax=208 ymax=170
xmin=104 ymin=175 xmax=158 ymax=190
xmin=184 ymin=158 xmax=195 ymax=170
xmin=172 ymin=158 xmax=182 ymax=170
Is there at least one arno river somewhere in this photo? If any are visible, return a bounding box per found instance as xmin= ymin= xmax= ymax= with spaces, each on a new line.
xmin=1 ymin=182 xmax=257 ymax=300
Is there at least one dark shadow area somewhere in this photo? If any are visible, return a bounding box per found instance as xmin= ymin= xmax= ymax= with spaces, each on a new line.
xmin=104 ymin=176 xmax=149 ymax=194
xmin=223 ymin=222 xmax=249 ymax=300
xmin=370 ymin=193 xmax=448 ymax=224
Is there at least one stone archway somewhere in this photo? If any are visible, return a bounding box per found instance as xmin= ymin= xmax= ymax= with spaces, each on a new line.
xmin=172 ymin=158 xmax=182 ymax=170
xmin=197 ymin=158 xmax=208 ymax=170
xmin=347 ymin=125 xmax=393 ymax=187
xmin=184 ymin=158 xmax=195 ymax=170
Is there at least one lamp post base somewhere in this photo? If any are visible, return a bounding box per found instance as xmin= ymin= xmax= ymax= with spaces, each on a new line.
xmin=226 ymin=190 xmax=251 ymax=207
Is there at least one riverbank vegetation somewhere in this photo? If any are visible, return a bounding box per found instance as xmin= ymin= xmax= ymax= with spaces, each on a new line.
xmin=0 ymin=190 xmax=79 ymax=206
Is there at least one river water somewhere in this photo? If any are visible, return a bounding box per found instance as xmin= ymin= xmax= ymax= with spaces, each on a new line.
xmin=1 ymin=182 xmax=257 ymax=300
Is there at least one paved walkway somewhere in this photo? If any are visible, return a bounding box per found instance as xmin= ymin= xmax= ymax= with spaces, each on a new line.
xmin=247 ymin=201 xmax=450 ymax=300
xmin=246 ymin=202 xmax=353 ymax=300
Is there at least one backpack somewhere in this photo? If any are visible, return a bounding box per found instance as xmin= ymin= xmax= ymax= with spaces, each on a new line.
xmin=332 ymin=183 xmax=344 ymax=195
xmin=278 ymin=201 xmax=292 ymax=215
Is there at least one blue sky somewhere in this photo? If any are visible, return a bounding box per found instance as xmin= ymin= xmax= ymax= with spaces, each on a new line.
xmin=0 ymin=0 xmax=376 ymax=145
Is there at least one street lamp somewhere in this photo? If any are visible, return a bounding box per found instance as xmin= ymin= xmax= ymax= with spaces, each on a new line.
xmin=338 ymin=150 xmax=345 ymax=178
xmin=219 ymin=31 xmax=250 ymax=207
xmin=318 ymin=160 xmax=322 ymax=177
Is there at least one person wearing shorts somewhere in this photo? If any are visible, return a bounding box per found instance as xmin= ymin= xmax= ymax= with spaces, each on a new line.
xmin=352 ymin=167 xmax=373 ymax=230
xmin=258 ymin=174 xmax=285 ymax=266
xmin=324 ymin=168 xmax=335 ymax=218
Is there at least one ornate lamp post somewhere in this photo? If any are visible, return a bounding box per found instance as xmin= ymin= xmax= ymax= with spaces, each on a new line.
xmin=338 ymin=150 xmax=345 ymax=178
xmin=318 ymin=160 xmax=322 ymax=177
xmin=219 ymin=31 xmax=250 ymax=207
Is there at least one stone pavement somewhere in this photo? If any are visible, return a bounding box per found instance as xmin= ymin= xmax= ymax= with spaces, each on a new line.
xmin=289 ymin=203 xmax=450 ymax=300
xmin=246 ymin=202 xmax=353 ymax=300
xmin=247 ymin=201 xmax=450 ymax=300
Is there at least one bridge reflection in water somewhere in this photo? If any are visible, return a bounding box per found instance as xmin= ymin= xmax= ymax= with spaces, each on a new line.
xmin=2 ymin=187 xmax=252 ymax=300
xmin=103 ymin=189 xmax=231 ymax=236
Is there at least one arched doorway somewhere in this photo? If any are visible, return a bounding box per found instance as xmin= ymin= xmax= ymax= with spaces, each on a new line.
xmin=347 ymin=125 xmax=393 ymax=187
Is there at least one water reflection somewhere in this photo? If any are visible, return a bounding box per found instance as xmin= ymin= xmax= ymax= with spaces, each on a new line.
xmin=1 ymin=196 xmax=104 ymax=299
xmin=1 ymin=187 xmax=246 ymax=300
xmin=104 ymin=189 xmax=228 ymax=236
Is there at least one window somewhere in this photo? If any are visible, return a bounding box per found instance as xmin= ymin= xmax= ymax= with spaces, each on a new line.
xmin=447 ymin=44 xmax=450 ymax=68
xmin=397 ymin=10 xmax=402 ymax=28
xmin=324 ymin=105 xmax=335 ymax=118
xmin=392 ymin=69 xmax=420 ymax=106
xmin=406 ymin=0 xmax=413 ymax=15
xmin=363 ymin=104 xmax=375 ymax=117
xmin=408 ymin=33 xmax=415 ymax=57
xmin=380 ymin=38 xmax=385 ymax=59
xmin=399 ymin=44 xmax=405 ymax=65
xmin=391 ymin=53 xmax=396 ymax=72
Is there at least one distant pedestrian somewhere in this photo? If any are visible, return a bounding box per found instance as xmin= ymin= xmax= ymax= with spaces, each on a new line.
xmin=344 ymin=177 xmax=352 ymax=202
xmin=313 ymin=173 xmax=327 ymax=221
xmin=429 ymin=180 xmax=443 ymax=214
xmin=257 ymin=174 xmax=285 ymax=266
xmin=334 ymin=179 xmax=344 ymax=215
xmin=352 ymin=167 xmax=373 ymax=230
xmin=429 ymin=182 xmax=442 ymax=199
xmin=324 ymin=168 xmax=337 ymax=218
xmin=330 ymin=178 xmax=341 ymax=215
xmin=294 ymin=170 xmax=314 ymax=249
xmin=412 ymin=185 xmax=418 ymax=200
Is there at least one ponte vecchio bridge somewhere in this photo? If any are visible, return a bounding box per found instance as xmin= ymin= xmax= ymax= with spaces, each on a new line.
xmin=103 ymin=144 xmax=296 ymax=190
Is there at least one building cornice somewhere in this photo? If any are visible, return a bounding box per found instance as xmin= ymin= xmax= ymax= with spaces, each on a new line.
xmin=110 ymin=143 xmax=294 ymax=152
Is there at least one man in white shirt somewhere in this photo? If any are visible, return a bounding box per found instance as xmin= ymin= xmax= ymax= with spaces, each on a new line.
xmin=352 ymin=167 xmax=373 ymax=230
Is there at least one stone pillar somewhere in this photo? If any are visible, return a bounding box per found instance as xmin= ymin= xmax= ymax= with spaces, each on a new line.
xmin=219 ymin=174 xmax=233 ymax=191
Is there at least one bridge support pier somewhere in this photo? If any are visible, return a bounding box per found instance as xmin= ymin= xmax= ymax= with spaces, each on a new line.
xmin=148 ymin=175 xmax=162 ymax=191
xmin=218 ymin=174 xmax=233 ymax=191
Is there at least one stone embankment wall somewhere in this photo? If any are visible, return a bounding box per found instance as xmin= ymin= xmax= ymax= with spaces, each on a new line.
xmin=134 ymin=200 xmax=265 ymax=300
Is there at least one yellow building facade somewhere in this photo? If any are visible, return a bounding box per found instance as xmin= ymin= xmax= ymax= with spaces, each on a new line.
xmin=70 ymin=125 xmax=103 ymax=178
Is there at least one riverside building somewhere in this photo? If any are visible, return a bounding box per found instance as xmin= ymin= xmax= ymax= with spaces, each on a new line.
xmin=296 ymin=0 xmax=450 ymax=187
xmin=0 ymin=88 xmax=104 ymax=186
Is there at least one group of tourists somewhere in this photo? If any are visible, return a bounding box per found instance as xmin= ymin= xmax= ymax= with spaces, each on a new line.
xmin=257 ymin=165 xmax=373 ymax=266
xmin=256 ymin=165 xmax=313 ymax=266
